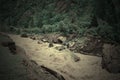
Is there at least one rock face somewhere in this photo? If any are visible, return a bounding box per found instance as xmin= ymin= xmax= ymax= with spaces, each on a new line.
xmin=68 ymin=36 xmax=103 ymax=56
xmin=0 ymin=33 xmax=16 ymax=54
xmin=80 ymin=36 xmax=103 ymax=56
xmin=102 ymin=44 xmax=120 ymax=73
xmin=2 ymin=41 xmax=16 ymax=54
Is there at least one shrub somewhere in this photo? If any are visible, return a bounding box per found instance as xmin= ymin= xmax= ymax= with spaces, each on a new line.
xmin=97 ymin=24 xmax=115 ymax=41
xmin=21 ymin=27 xmax=41 ymax=34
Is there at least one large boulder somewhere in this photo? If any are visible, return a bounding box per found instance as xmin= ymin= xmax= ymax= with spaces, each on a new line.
xmin=41 ymin=38 xmax=48 ymax=43
xmin=102 ymin=44 xmax=120 ymax=73
xmin=68 ymin=36 xmax=103 ymax=56
xmin=49 ymin=43 xmax=54 ymax=47
xmin=57 ymin=36 xmax=67 ymax=44
xmin=80 ymin=36 xmax=103 ymax=56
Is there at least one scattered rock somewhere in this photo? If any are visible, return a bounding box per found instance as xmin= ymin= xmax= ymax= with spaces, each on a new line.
xmin=30 ymin=36 xmax=36 ymax=40
xmin=73 ymin=55 xmax=80 ymax=62
xmin=67 ymin=41 xmax=76 ymax=48
xmin=39 ymin=33 xmax=67 ymax=45
xmin=37 ymin=40 xmax=42 ymax=44
xmin=28 ymin=34 xmax=41 ymax=40
xmin=52 ymin=35 xmax=61 ymax=43
xmin=101 ymin=44 xmax=120 ymax=73
xmin=49 ymin=43 xmax=54 ymax=47
xmin=55 ymin=46 xmax=66 ymax=51
xmin=41 ymin=38 xmax=48 ymax=43
xmin=21 ymin=33 xmax=28 ymax=38
xmin=40 ymin=33 xmax=60 ymax=43
xmin=57 ymin=36 xmax=67 ymax=44
xmin=71 ymin=53 xmax=80 ymax=62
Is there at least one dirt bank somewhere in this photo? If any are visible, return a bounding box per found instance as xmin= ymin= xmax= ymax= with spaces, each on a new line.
xmin=7 ymin=34 xmax=120 ymax=80
xmin=0 ymin=33 xmax=64 ymax=80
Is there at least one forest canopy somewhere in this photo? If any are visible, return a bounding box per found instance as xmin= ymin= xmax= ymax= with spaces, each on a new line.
xmin=0 ymin=0 xmax=120 ymax=43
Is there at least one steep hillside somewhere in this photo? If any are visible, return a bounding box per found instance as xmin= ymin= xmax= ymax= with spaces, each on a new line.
xmin=0 ymin=0 xmax=120 ymax=43
xmin=0 ymin=0 xmax=93 ymax=32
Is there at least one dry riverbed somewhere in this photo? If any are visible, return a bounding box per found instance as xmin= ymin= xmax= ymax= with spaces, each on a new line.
xmin=6 ymin=34 xmax=120 ymax=80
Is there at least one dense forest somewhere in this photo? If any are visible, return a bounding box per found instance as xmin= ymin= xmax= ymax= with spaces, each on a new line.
xmin=0 ymin=0 xmax=120 ymax=43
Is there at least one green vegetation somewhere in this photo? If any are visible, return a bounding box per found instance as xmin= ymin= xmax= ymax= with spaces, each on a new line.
xmin=0 ymin=0 xmax=120 ymax=43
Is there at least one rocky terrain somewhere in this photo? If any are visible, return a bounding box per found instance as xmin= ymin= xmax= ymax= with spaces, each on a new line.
xmin=0 ymin=0 xmax=120 ymax=80
xmin=0 ymin=33 xmax=65 ymax=80
xmin=0 ymin=33 xmax=118 ymax=80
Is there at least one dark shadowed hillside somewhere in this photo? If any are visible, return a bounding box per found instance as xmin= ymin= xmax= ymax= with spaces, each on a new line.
xmin=0 ymin=0 xmax=120 ymax=43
